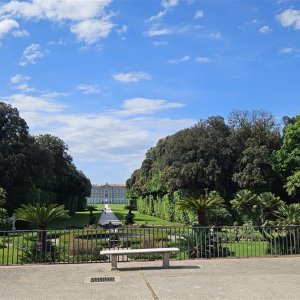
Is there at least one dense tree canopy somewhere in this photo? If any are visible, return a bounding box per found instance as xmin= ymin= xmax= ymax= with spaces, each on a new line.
xmin=0 ymin=102 xmax=91 ymax=215
xmin=127 ymin=110 xmax=299 ymax=225
xmin=273 ymin=115 xmax=300 ymax=198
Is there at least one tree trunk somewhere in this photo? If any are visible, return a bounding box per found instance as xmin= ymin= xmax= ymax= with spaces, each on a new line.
xmin=37 ymin=225 xmax=47 ymax=262
xmin=197 ymin=209 xmax=207 ymax=226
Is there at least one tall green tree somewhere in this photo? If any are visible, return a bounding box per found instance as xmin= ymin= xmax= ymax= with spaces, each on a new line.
xmin=273 ymin=115 xmax=300 ymax=199
xmin=0 ymin=102 xmax=33 ymax=213
xmin=128 ymin=110 xmax=285 ymax=224
xmin=35 ymin=134 xmax=91 ymax=213
xmin=0 ymin=187 xmax=9 ymax=230
xmin=229 ymin=110 xmax=281 ymax=192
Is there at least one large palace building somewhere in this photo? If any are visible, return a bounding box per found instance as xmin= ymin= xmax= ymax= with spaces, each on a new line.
xmin=86 ymin=183 xmax=127 ymax=204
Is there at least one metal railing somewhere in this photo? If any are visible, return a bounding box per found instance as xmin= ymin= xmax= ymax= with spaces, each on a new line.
xmin=1 ymin=225 xmax=299 ymax=265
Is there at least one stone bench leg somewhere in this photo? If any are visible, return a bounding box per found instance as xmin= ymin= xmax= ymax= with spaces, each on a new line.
xmin=162 ymin=253 xmax=170 ymax=268
xmin=111 ymin=255 xmax=118 ymax=270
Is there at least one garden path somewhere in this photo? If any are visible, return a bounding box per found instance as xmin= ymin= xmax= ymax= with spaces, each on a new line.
xmin=98 ymin=204 xmax=122 ymax=226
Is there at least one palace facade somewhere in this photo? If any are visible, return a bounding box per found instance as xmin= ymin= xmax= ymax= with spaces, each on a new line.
xmin=86 ymin=183 xmax=127 ymax=204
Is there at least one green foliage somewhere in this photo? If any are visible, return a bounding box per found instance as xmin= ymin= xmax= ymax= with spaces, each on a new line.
xmin=229 ymin=110 xmax=280 ymax=192
xmin=86 ymin=205 xmax=97 ymax=213
xmin=230 ymin=190 xmax=283 ymax=225
xmin=230 ymin=189 xmax=258 ymax=224
xmin=272 ymin=114 xmax=300 ymax=197
xmin=273 ymin=203 xmax=300 ymax=225
xmin=0 ymin=187 xmax=6 ymax=207
xmin=183 ymin=227 xmax=231 ymax=258
xmin=257 ymin=192 xmax=284 ymax=225
xmin=128 ymin=110 xmax=285 ymax=225
xmin=0 ymin=102 xmax=91 ymax=214
xmin=207 ymin=208 xmax=232 ymax=226
xmin=0 ymin=187 xmax=10 ymax=230
xmin=20 ymin=241 xmax=59 ymax=263
xmin=86 ymin=205 xmax=97 ymax=225
xmin=177 ymin=191 xmax=225 ymax=225
xmin=125 ymin=189 xmax=138 ymax=210
xmin=15 ymin=203 xmax=69 ymax=229
xmin=285 ymin=171 xmax=300 ymax=197
xmin=125 ymin=208 xmax=135 ymax=225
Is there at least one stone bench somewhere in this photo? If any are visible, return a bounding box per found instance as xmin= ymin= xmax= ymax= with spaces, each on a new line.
xmin=100 ymin=247 xmax=180 ymax=270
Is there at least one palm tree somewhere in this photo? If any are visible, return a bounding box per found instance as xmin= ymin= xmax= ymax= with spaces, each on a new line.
xmin=177 ymin=190 xmax=224 ymax=225
xmin=273 ymin=203 xmax=300 ymax=225
xmin=272 ymin=203 xmax=300 ymax=254
xmin=15 ymin=203 xmax=69 ymax=254
xmin=86 ymin=205 xmax=97 ymax=225
xmin=230 ymin=189 xmax=257 ymax=224
xmin=257 ymin=192 xmax=283 ymax=225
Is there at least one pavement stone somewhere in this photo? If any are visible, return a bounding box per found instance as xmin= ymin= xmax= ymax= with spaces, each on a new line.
xmin=0 ymin=257 xmax=300 ymax=300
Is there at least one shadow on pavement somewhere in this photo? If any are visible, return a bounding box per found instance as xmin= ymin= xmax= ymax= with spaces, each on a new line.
xmin=118 ymin=265 xmax=200 ymax=271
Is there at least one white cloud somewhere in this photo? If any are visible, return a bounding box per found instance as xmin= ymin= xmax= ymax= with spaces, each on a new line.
xmin=0 ymin=0 xmax=112 ymax=21
xmin=195 ymin=56 xmax=210 ymax=64
xmin=70 ymin=19 xmax=114 ymax=44
xmin=11 ymin=29 xmax=29 ymax=37
xmin=280 ymin=47 xmax=294 ymax=54
xmin=120 ymin=98 xmax=185 ymax=115
xmin=48 ymin=38 xmax=67 ymax=46
xmin=77 ymin=84 xmax=101 ymax=95
xmin=148 ymin=0 xmax=179 ymax=22
xmin=162 ymin=0 xmax=180 ymax=9
xmin=2 ymin=93 xmax=194 ymax=167
xmin=145 ymin=23 xmax=201 ymax=37
xmin=259 ymin=25 xmax=272 ymax=34
xmin=148 ymin=10 xmax=167 ymax=22
xmin=0 ymin=0 xmax=114 ymax=44
xmin=167 ymin=55 xmax=190 ymax=64
xmin=146 ymin=27 xmax=173 ymax=36
xmin=10 ymin=74 xmax=34 ymax=92
xmin=153 ymin=41 xmax=168 ymax=46
xmin=279 ymin=47 xmax=300 ymax=55
xmin=41 ymin=92 xmax=69 ymax=98
xmin=209 ymin=32 xmax=221 ymax=40
xmin=19 ymin=43 xmax=44 ymax=66
xmin=3 ymin=93 xmax=65 ymax=113
xmin=116 ymin=24 xmax=128 ymax=36
xmin=277 ymin=9 xmax=300 ymax=30
xmin=0 ymin=18 xmax=19 ymax=38
xmin=113 ymin=72 xmax=152 ymax=83
xmin=194 ymin=10 xmax=204 ymax=19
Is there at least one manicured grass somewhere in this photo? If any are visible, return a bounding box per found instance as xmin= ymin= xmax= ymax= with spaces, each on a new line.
xmin=225 ymin=240 xmax=269 ymax=257
xmin=107 ymin=204 xmax=182 ymax=226
xmin=49 ymin=209 xmax=102 ymax=229
xmin=49 ymin=204 xmax=182 ymax=228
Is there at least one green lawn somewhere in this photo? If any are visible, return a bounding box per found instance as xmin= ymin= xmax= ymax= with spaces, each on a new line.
xmin=107 ymin=204 xmax=182 ymax=226
xmin=225 ymin=240 xmax=269 ymax=257
xmin=49 ymin=209 xmax=102 ymax=229
xmin=49 ymin=204 xmax=182 ymax=228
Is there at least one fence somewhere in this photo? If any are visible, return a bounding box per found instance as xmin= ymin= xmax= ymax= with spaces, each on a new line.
xmin=1 ymin=225 xmax=299 ymax=265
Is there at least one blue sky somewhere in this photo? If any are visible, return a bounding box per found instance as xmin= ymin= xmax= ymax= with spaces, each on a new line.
xmin=0 ymin=0 xmax=300 ymax=184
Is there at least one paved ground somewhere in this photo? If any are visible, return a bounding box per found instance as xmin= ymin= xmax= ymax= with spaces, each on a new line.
xmin=98 ymin=204 xmax=122 ymax=226
xmin=0 ymin=257 xmax=300 ymax=300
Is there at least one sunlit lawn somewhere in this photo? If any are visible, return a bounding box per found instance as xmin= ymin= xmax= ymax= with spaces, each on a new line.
xmin=49 ymin=203 xmax=182 ymax=228
xmin=224 ymin=240 xmax=269 ymax=257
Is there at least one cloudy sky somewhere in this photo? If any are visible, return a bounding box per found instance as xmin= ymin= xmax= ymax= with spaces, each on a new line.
xmin=0 ymin=0 xmax=300 ymax=184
